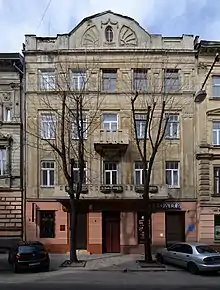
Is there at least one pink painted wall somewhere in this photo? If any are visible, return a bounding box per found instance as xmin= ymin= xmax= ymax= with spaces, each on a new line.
xmin=26 ymin=201 xmax=68 ymax=245
xmin=120 ymin=212 xmax=137 ymax=246
xmin=152 ymin=212 xmax=165 ymax=244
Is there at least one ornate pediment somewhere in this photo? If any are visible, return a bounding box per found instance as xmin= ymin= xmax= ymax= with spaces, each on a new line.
xmin=119 ymin=25 xmax=138 ymax=46
xmin=81 ymin=25 xmax=100 ymax=47
xmin=206 ymin=108 xmax=220 ymax=116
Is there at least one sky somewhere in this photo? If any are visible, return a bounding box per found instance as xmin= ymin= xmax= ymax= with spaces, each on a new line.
xmin=0 ymin=0 xmax=220 ymax=52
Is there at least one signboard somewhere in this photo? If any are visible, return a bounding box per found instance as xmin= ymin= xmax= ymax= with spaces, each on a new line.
xmin=137 ymin=213 xmax=152 ymax=244
xmin=153 ymin=202 xmax=181 ymax=210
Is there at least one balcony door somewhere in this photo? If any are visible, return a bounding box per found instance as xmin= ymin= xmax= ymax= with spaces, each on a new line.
xmin=103 ymin=161 xmax=118 ymax=185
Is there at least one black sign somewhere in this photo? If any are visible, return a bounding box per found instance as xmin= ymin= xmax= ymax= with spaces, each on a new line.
xmin=137 ymin=213 xmax=152 ymax=244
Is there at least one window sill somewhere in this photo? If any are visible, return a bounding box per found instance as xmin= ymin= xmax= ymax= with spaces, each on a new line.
xmin=167 ymin=186 xmax=180 ymax=189
xmin=211 ymin=194 xmax=220 ymax=197
xmin=72 ymin=138 xmax=87 ymax=140
xmin=209 ymin=97 xmax=220 ymax=100
xmin=165 ymin=137 xmax=180 ymax=140
xmin=41 ymin=138 xmax=56 ymax=141
xmin=40 ymin=186 xmax=55 ymax=188
xmin=0 ymin=175 xmax=10 ymax=179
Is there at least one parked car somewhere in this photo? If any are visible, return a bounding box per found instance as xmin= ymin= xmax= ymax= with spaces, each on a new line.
xmin=8 ymin=241 xmax=50 ymax=273
xmin=156 ymin=242 xmax=220 ymax=274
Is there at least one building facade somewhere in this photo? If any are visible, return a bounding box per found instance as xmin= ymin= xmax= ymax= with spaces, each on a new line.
xmin=195 ymin=40 xmax=220 ymax=248
xmin=0 ymin=53 xmax=24 ymax=248
xmin=24 ymin=11 xmax=197 ymax=254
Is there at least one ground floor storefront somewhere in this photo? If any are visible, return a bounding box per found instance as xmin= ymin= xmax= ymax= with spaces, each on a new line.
xmin=25 ymin=199 xmax=197 ymax=254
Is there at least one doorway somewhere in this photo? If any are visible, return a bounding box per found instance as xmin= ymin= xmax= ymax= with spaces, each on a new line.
xmin=165 ymin=211 xmax=185 ymax=247
xmin=102 ymin=211 xmax=120 ymax=253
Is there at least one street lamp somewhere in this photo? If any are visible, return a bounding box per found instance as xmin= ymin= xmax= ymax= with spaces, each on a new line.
xmin=194 ymin=53 xmax=219 ymax=103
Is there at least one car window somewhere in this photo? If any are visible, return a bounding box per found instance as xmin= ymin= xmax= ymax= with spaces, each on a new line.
xmin=18 ymin=244 xmax=45 ymax=253
xmin=167 ymin=244 xmax=183 ymax=252
xmin=180 ymin=244 xmax=193 ymax=254
xmin=196 ymin=245 xmax=217 ymax=254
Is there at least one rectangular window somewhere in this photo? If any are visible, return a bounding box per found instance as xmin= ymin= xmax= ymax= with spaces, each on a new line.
xmin=102 ymin=113 xmax=118 ymax=131
xmin=39 ymin=210 xmax=55 ymax=238
xmin=212 ymin=76 xmax=220 ymax=97
xmin=72 ymin=113 xmax=87 ymax=139
xmin=165 ymin=114 xmax=180 ymax=139
xmin=73 ymin=161 xmax=87 ymax=184
xmin=164 ymin=69 xmax=179 ymax=93
xmin=133 ymin=69 xmax=147 ymax=92
xmin=166 ymin=161 xmax=180 ymax=188
xmin=40 ymin=114 xmax=56 ymax=140
xmin=40 ymin=70 xmax=56 ymax=90
xmin=3 ymin=107 xmax=11 ymax=122
xmin=214 ymin=215 xmax=220 ymax=240
xmin=214 ymin=167 xmax=220 ymax=195
xmin=134 ymin=114 xmax=148 ymax=139
xmin=41 ymin=161 xmax=55 ymax=187
xmin=102 ymin=69 xmax=117 ymax=92
xmin=134 ymin=161 xmax=148 ymax=185
xmin=104 ymin=162 xmax=118 ymax=185
xmin=0 ymin=148 xmax=7 ymax=176
xmin=71 ymin=70 xmax=86 ymax=91
xmin=213 ymin=122 xmax=220 ymax=145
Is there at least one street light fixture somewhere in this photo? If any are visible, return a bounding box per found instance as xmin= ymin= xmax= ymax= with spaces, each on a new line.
xmin=194 ymin=53 xmax=219 ymax=103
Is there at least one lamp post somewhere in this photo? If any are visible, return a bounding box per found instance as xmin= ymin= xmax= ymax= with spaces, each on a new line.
xmin=194 ymin=53 xmax=219 ymax=103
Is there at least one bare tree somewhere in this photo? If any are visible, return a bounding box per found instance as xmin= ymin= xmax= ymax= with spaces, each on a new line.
xmin=26 ymin=55 xmax=103 ymax=264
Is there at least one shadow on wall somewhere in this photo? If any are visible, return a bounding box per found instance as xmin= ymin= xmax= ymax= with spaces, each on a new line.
xmin=121 ymin=212 xmax=138 ymax=254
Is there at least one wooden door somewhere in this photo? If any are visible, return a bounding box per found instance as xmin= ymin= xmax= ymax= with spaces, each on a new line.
xmin=102 ymin=211 xmax=120 ymax=253
xmin=165 ymin=211 xmax=185 ymax=247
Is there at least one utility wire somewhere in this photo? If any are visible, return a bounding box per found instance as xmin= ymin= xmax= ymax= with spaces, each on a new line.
xmin=36 ymin=0 xmax=53 ymax=33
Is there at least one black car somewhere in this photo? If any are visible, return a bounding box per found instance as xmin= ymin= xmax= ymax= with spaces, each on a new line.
xmin=8 ymin=241 xmax=50 ymax=273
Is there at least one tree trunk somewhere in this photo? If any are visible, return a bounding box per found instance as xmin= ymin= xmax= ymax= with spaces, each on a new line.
xmin=69 ymin=195 xmax=79 ymax=263
xmin=144 ymin=199 xmax=153 ymax=262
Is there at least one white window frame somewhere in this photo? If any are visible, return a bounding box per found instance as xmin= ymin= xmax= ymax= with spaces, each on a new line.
xmin=71 ymin=70 xmax=87 ymax=91
xmin=0 ymin=148 xmax=7 ymax=176
xmin=103 ymin=162 xmax=118 ymax=185
xmin=212 ymin=121 xmax=220 ymax=145
xmin=73 ymin=161 xmax=87 ymax=184
xmin=40 ymin=70 xmax=56 ymax=91
xmin=134 ymin=114 xmax=148 ymax=139
xmin=72 ymin=113 xmax=87 ymax=140
xmin=40 ymin=114 xmax=56 ymax=140
xmin=102 ymin=69 xmax=117 ymax=92
xmin=212 ymin=76 xmax=220 ymax=97
xmin=3 ymin=107 xmax=11 ymax=122
xmin=165 ymin=161 xmax=180 ymax=188
xmin=102 ymin=113 xmax=118 ymax=131
xmin=134 ymin=161 xmax=148 ymax=185
xmin=165 ymin=114 xmax=180 ymax=139
xmin=40 ymin=161 xmax=55 ymax=187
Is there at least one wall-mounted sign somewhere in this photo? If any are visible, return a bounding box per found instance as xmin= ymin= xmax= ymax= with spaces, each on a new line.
xmin=155 ymin=202 xmax=181 ymax=210
xmin=137 ymin=213 xmax=152 ymax=244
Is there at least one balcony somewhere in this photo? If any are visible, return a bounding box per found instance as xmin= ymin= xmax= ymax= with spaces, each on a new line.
xmin=94 ymin=129 xmax=130 ymax=156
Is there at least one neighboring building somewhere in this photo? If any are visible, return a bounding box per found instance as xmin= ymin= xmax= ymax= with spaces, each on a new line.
xmin=24 ymin=11 xmax=197 ymax=254
xmin=195 ymin=40 xmax=220 ymax=248
xmin=0 ymin=53 xmax=24 ymax=248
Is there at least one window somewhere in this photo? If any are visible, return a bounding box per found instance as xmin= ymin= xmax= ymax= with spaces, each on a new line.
xmin=40 ymin=114 xmax=56 ymax=139
xmin=40 ymin=70 xmax=56 ymax=90
xmin=165 ymin=114 xmax=179 ymax=139
xmin=133 ymin=69 xmax=147 ymax=92
xmin=102 ymin=69 xmax=117 ymax=92
xmin=73 ymin=161 xmax=87 ymax=184
xmin=105 ymin=26 xmax=113 ymax=43
xmin=164 ymin=69 xmax=179 ymax=93
xmin=212 ymin=76 xmax=220 ymax=97
xmin=72 ymin=113 xmax=87 ymax=139
xmin=214 ymin=215 xmax=220 ymax=240
xmin=134 ymin=114 xmax=148 ymax=139
xmin=3 ymin=107 xmax=11 ymax=122
xmin=134 ymin=161 xmax=148 ymax=185
xmin=41 ymin=161 xmax=55 ymax=187
xmin=212 ymin=122 xmax=220 ymax=145
xmin=168 ymin=244 xmax=192 ymax=254
xmin=0 ymin=148 xmax=7 ymax=176
xmin=102 ymin=113 xmax=118 ymax=131
xmin=214 ymin=167 xmax=220 ymax=195
xmin=39 ymin=210 xmax=55 ymax=238
xmin=104 ymin=162 xmax=118 ymax=185
xmin=71 ymin=70 xmax=86 ymax=91
xmin=166 ymin=161 xmax=180 ymax=188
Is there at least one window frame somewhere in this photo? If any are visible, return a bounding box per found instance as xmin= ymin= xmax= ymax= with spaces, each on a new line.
xmin=40 ymin=160 xmax=55 ymax=187
xmin=214 ymin=167 xmax=220 ymax=195
xmin=102 ymin=69 xmax=117 ymax=92
xmin=72 ymin=161 xmax=87 ymax=184
xmin=133 ymin=69 xmax=148 ymax=92
xmin=40 ymin=114 xmax=56 ymax=140
xmin=165 ymin=161 xmax=180 ymax=188
xmin=103 ymin=161 xmax=118 ymax=185
xmin=165 ymin=114 xmax=180 ymax=139
xmin=0 ymin=147 xmax=7 ymax=176
xmin=3 ymin=107 xmax=12 ymax=122
xmin=134 ymin=114 xmax=148 ymax=139
xmin=212 ymin=121 xmax=220 ymax=145
xmin=71 ymin=113 xmax=87 ymax=140
xmin=70 ymin=70 xmax=87 ymax=91
xmin=39 ymin=210 xmax=55 ymax=238
xmin=212 ymin=76 xmax=220 ymax=97
xmin=105 ymin=26 xmax=114 ymax=43
xmin=39 ymin=70 xmax=56 ymax=91
xmin=164 ymin=69 xmax=179 ymax=93
xmin=134 ymin=161 xmax=148 ymax=185
xmin=102 ymin=113 xmax=118 ymax=131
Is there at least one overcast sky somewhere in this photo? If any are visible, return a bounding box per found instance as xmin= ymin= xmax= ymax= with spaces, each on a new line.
xmin=1 ymin=0 xmax=220 ymax=52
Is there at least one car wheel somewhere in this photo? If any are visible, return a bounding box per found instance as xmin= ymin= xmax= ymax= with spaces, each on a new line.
xmin=43 ymin=262 xmax=50 ymax=272
xmin=156 ymin=254 xmax=164 ymax=264
xmin=187 ymin=262 xmax=199 ymax=275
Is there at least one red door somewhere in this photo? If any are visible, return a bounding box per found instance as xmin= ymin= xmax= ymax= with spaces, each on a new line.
xmin=102 ymin=212 xmax=120 ymax=253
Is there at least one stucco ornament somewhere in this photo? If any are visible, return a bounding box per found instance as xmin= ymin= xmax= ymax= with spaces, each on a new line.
xmin=81 ymin=25 xmax=100 ymax=47
xmin=119 ymin=25 xmax=138 ymax=46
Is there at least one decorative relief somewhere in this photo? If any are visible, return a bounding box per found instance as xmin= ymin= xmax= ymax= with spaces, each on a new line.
xmin=81 ymin=25 xmax=99 ymax=47
xmin=119 ymin=25 xmax=138 ymax=46
xmin=101 ymin=18 xmax=119 ymax=29
xmin=0 ymin=92 xmax=11 ymax=102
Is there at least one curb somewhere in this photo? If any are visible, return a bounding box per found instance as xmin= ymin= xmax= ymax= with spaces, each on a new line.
xmin=60 ymin=267 xmax=184 ymax=272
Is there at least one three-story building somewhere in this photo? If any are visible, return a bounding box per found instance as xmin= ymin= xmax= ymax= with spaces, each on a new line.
xmin=24 ymin=11 xmax=197 ymax=253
